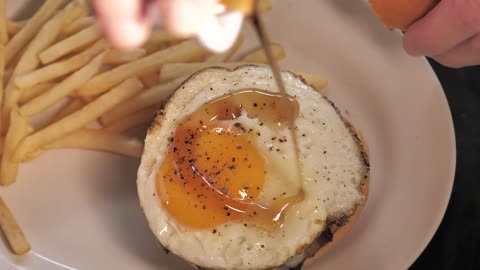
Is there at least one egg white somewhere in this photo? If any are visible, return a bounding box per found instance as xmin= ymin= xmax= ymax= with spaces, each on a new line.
xmin=137 ymin=65 xmax=367 ymax=269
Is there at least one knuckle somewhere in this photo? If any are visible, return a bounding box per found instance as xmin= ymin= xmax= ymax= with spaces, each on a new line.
xmin=471 ymin=34 xmax=480 ymax=50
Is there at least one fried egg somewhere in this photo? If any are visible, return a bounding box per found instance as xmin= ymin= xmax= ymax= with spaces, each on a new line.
xmin=137 ymin=65 xmax=368 ymax=269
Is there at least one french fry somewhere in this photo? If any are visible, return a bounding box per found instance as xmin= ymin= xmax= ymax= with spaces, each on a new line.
xmin=205 ymin=34 xmax=244 ymax=63
xmin=159 ymin=62 xmax=328 ymax=93
xmin=0 ymin=196 xmax=31 ymax=255
xmin=13 ymin=78 xmax=144 ymax=162
xmin=258 ymin=0 xmax=272 ymax=13
xmin=50 ymin=98 xmax=86 ymax=122
xmin=6 ymin=20 xmax=22 ymax=37
xmin=19 ymin=82 xmax=55 ymax=104
xmin=3 ymin=66 xmax=11 ymax=85
xmin=5 ymin=46 xmax=24 ymax=70
xmin=46 ymin=129 xmax=143 ymax=159
xmin=100 ymin=76 xmax=186 ymax=125
xmin=144 ymin=29 xmax=183 ymax=53
xmin=140 ymin=72 xmax=159 ymax=88
xmin=293 ymin=71 xmax=328 ymax=92
xmin=220 ymin=0 xmax=271 ymax=14
xmin=5 ymin=0 xmax=63 ymax=66
xmin=39 ymin=24 xmax=101 ymax=65
xmin=148 ymin=29 xmax=181 ymax=43
xmin=14 ymin=40 xmax=109 ymax=89
xmin=19 ymin=52 xmax=105 ymax=116
xmin=61 ymin=0 xmax=89 ymax=31
xmin=3 ymin=1 xmax=81 ymax=127
xmin=62 ymin=16 xmax=94 ymax=36
xmin=0 ymin=45 xmax=4 ymax=132
xmin=160 ymin=44 xmax=286 ymax=81
xmin=159 ymin=62 xmax=249 ymax=82
xmin=241 ymin=43 xmax=285 ymax=63
xmin=103 ymin=48 xmax=146 ymax=65
xmin=11 ymin=4 xmax=76 ymax=73
xmin=0 ymin=0 xmax=7 ymax=44
xmin=77 ymin=39 xmax=207 ymax=97
xmin=1 ymin=110 xmax=30 ymax=185
xmin=104 ymin=105 xmax=158 ymax=133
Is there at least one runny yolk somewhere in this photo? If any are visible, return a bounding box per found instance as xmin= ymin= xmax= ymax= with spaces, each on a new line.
xmin=156 ymin=89 xmax=302 ymax=229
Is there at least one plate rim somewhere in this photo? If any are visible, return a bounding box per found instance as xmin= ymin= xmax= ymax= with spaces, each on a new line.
xmin=401 ymin=57 xmax=457 ymax=269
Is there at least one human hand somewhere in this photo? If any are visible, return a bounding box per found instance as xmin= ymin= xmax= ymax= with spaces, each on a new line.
xmin=403 ymin=0 xmax=480 ymax=68
xmin=91 ymin=0 xmax=216 ymax=50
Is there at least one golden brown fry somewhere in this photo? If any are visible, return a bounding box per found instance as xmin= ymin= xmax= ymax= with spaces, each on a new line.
xmin=148 ymin=29 xmax=181 ymax=43
xmin=160 ymin=62 xmax=328 ymax=93
xmin=3 ymin=1 xmax=81 ymax=127
xmin=0 ymin=0 xmax=7 ymax=44
xmin=77 ymin=39 xmax=207 ymax=97
xmin=46 ymin=129 xmax=143 ymax=159
xmin=5 ymin=0 xmax=63 ymax=66
xmin=293 ymin=71 xmax=328 ymax=92
xmin=205 ymin=34 xmax=244 ymax=63
xmin=50 ymin=98 xmax=85 ymax=122
xmin=104 ymin=105 xmax=158 ymax=133
xmin=0 ymin=45 xmax=4 ymax=133
xmin=62 ymin=16 xmax=94 ymax=36
xmin=0 ymin=196 xmax=31 ymax=255
xmin=219 ymin=0 xmax=271 ymax=15
xmin=101 ymin=76 xmax=186 ymax=125
xmin=241 ymin=43 xmax=285 ymax=63
xmin=19 ymin=82 xmax=55 ymax=104
xmin=13 ymin=3 xmax=78 ymax=73
xmin=1 ymin=110 xmax=30 ymax=185
xmin=19 ymin=52 xmax=105 ymax=116
xmin=3 ymin=66 xmax=11 ymax=85
xmin=39 ymin=24 xmax=101 ymax=64
xmin=13 ymin=78 xmax=143 ymax=161
xmin=140 ymin=72 xmax=159 ymax=88
xmin=159 ymin=62 xmax=248 ymax=82
xmin=103 ymin=48 xmax=146 ymax=65
xmin=61 ymin=0 xmax=89 ymax=31
xmin=14 ymin=40 xmax=109 ymax=89
xmin=258 ymin=0 xmax=272 ymax=13
xmin=5 ymin=46 xmax=24 ymax=70
xmin=6 ymin=20 xmax=22 ymax=37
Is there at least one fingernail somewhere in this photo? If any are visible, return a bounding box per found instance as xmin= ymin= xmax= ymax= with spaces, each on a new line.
xmin=103 ymin=19 xmax=149 ymax=50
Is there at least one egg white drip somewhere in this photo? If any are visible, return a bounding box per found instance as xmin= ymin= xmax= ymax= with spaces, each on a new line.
xmin=138 ymin=66 xmax=366 ymax=269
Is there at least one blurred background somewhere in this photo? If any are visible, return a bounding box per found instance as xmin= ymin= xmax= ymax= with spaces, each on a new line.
xmin=411 ymin=60 xmax=480 ymax=270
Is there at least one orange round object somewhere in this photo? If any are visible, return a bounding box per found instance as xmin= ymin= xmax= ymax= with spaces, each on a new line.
xmin=369 ymin=0 xmax=439 ymax=30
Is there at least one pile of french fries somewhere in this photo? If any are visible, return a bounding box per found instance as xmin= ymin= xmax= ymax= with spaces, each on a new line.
xmin=0 ymin=0 xmax=327 ymax=257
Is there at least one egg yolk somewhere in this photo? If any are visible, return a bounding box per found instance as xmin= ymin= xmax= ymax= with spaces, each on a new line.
xmin=156 ymin=89 xmax=302 ymax=229
xmin=157 ymin=122 xmax=266 ymax=228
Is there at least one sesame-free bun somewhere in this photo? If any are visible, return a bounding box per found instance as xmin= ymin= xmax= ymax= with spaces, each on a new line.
xmin=369 ymin=0 xmax=439 ymax=30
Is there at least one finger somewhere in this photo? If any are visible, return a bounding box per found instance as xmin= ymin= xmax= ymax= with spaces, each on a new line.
xmin=157 ymin=0 xmax=216 ymax=37
xmin=403 ymin=0 xmax=480 ymax=56
xmin=433 ymin=34 xmax=480 ymax=68
xmin=92 ymin=0 xmax=151 ymax=50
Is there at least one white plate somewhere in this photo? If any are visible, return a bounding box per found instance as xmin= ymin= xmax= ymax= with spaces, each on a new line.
xmin=0 ymin=0 xmax=456 ymax=269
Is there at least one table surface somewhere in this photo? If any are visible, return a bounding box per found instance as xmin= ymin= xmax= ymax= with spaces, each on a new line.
xmin=411 ymin=60 xmax=480 ymax=269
